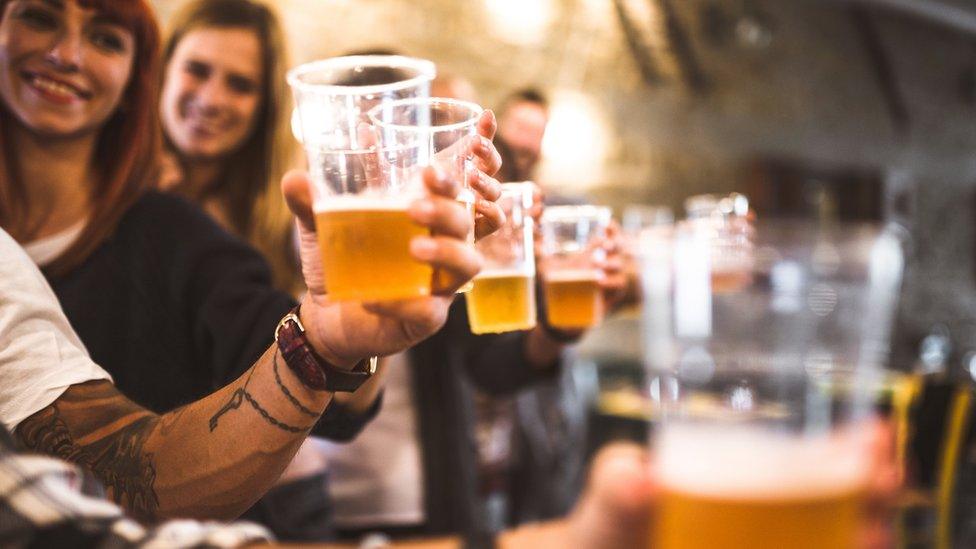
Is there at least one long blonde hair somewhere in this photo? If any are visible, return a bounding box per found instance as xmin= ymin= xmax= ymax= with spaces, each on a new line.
xmin=162 ymin=0 xmax=300 ymax=292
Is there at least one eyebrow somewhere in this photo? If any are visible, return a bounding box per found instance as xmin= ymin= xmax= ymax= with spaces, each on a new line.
xmin=40 ymin=0 xmax=64 ymax=9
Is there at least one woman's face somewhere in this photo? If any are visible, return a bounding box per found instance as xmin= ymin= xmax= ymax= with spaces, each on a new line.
xmin=160 ymin=27 xmax=262 ymax=162
xmin=0 ymin=0 xmax=135 ymax=138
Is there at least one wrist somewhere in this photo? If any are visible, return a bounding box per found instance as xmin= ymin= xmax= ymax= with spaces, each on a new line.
xmin=298 ymin=294 xmax=360 ymax=370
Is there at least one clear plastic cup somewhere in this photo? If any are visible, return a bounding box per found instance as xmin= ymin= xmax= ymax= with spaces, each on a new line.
xmin=641 ymin=221 xmax=904 ymax=549
xmin=367 ymin=97 xmax=483 ymax=292
xmin=288 ymin=55 xmax=437 ymax=301
xmin=465 ymin=182 xmax=536 ymax=334
xmin=539 ymin=205 xmax=612 ymax=330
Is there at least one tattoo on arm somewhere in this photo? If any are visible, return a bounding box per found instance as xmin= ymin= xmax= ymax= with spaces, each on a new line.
xmin=16 ymin=382 xmax=161 ymax=520
xmin=273 ymin=350 xmax=319 ymax=418
xmin=208 ymin=350 xmax=318 ymax=434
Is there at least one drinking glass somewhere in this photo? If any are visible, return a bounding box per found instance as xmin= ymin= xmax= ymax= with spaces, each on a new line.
xmin=288 ymin=55 xmax=436 ymax=301
xmin=465 ymin=182 xmax=536 ymax=334
xmin=539 ymin=205 xmax=612 ymax=330
xmin=641 ymin=221 xmax=904 ymax=549
xmin=684 ymin=192 xmax=754 ymax=293
xmin=367 ymin=97 xmax=483 ymax=292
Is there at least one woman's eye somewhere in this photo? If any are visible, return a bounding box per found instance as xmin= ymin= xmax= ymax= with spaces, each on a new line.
xmin=90 ymin=30 xmax=126 ymax=53
xmin=16 ymin=7 xmax=58 ymax=30
xmin=185 ymin=61 xmax=211 ymax=79
xmin=227 ymin=75 xmax=257 ymax=94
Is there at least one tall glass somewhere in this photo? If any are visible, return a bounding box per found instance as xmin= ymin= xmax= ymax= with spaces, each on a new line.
xmin=641 ymin=221 xmax=904 ymax=549
xmin=539 ymin=205 xmax=612 ymax=330
xmin=684 ymin=192 xmax=754 ymax=293
xmin=465 ymin=183 xmax=536 ymax=334
xmin=288 ymin=56 xmax=436 ymax=301
xmin=367 ymin=97 xmax=483 ymax=292
xmin=622 ymin=205 xmax=673 ymax=303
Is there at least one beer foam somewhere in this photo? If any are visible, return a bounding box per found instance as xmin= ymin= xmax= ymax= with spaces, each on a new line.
xmin=655 ymin=425 xmax=871 ymax=500
xmin=545 ymin=269 xmax=602 ymax=283
xmin=314 ymin=195 xmax=414 ymax=212
xmin=477 ymin=268 xmax=534 ymax=279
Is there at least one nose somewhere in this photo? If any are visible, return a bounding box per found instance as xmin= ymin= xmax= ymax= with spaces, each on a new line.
xmin=44 ymin=30 xmax=83 ymax=73
xmin=194 ymin=77 xmax=232 ymax=111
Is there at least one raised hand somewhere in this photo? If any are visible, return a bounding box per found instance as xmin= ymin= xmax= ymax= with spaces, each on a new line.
xmin=282 ymin=167 xmax=482 ymax=366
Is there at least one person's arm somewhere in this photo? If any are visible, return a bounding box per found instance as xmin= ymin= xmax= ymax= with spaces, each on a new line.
xmin=15 ymin=165 xmax=492 ymax=523
xmin=16 ymin=334 xmax=331 ymax=523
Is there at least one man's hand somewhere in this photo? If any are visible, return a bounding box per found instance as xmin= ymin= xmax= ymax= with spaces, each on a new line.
xmin=468 ymin=110 xmax=505 ymax=240
xmin=598 ymin=221 xmax=628 ymax=310
xmin=283 ymin=167 xmax=482 ymax=365
xmin=499 ymin=443 xmax=656 ymax=549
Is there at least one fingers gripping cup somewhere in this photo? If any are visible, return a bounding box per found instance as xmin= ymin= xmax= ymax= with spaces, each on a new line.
xmin=539 ymin=205 xmax=612 ymax=330
xmin=367 ymin=97 xmax=484 ymax=292
xmin=465 ymin=183 xmax=537 ymax=334
xmin=288 ymin=56 xmax=436 ymax=301
xmin=641 ymin=221 xmax=905 ymax=549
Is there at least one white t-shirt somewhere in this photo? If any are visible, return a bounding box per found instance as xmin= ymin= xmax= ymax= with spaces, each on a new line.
xmin=0 ymin=228 xmax=112 ymax=432
xmin=22 ymin=218 xmax=85 ymax=266
xmin=320 ymin=352 xmax=425 ymax=527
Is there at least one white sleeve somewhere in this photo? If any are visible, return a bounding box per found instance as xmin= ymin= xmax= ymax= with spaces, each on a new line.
xmin=0 ymin=229 xmax=111 ymax=432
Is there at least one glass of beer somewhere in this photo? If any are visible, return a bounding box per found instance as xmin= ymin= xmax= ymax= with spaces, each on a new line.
xmin=288 ymin=56 xmax=436 ymax=301
xmin=539 ymin=205 xmax=612 ymax=330
xmin=640 ymin=221 xmax=905 ymax=549
xmin=367 ymin=97 xmax=483 ymax=292
xmin=465 ymin=182 xmax=536 ymax=334
xmin=684 ymin=192 xmax=754 ymax=293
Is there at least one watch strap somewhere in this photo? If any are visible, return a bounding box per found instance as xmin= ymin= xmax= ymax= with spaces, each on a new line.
xmin=275 ymin=306 xmax=376 ymax=392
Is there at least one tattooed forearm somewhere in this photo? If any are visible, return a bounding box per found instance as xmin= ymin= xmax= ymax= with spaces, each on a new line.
xmin=209 ymin=352 xmax=318 ymax=433
xmin=273 ymin=350 xmax=319 ymax=418
xmin=16 ymin=383 xmax=160 ymax=520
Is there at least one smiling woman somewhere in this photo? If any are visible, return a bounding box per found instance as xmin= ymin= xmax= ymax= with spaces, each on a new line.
xmin=158 ymin=0 xmax=298 ymax=293
xmin=0 ymin=0 xmax=160 ymax=273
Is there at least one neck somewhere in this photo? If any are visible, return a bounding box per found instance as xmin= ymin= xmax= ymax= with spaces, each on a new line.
xmin=180 ymin=157 xmax=225 ymax=200
xmin=12 ymin=122 xmax=98 ymax=240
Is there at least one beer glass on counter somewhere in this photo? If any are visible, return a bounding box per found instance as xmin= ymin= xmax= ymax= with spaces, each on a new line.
xmin=368 ymin=97 xmax=483 ymax=292
xmin=288 ymin=56 xmax=436 ymax=301
xmin=684 ymin=192 xmax=754 ymax=293
xmin=641 ymin=221 xmax=904 ymax=549
xmin=465 ymin=183 xmax=536 ymax=334
xmin=540 ymin=205 xmax=612 ymax=330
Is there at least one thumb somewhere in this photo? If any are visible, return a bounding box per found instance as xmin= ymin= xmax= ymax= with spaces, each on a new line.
xmin=572 ymin=443 xmax=656 ymax=549
xmin=282 ymin=170 xmax=316 ymax=231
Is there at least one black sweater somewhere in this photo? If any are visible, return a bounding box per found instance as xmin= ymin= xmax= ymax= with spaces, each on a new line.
xmin=46 ymin=191 xmax=371 ymax=440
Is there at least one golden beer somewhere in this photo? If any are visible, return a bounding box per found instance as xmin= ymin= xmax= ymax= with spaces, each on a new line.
xmin=543 ymin=270 xmax=603 ymax=329
xmin=465 ymin=270 xmax=536 ymax=334
xmin=711 ymin=269 xmax=752 ymax=294
xmin=315 ymin=200 xmax=432 ymax=301
xmin=456 ymin=192 xmax=477 ymax=293
xmin=654 ymin=428 xmax=869 ymax=549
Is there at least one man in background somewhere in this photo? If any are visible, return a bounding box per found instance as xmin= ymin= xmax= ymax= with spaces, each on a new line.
xmin=495 ymin=89 xmax=550 ymax=183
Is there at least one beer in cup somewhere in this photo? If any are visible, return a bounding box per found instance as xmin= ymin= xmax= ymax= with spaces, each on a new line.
xmin=288 ymin=56 xmax=436 ymax=301
xmin=368 ymin=97 xmax=483 ymax=293
xmin=641 ymin=221 xmax=905 ymax=549
xmin=465 ymin=183 xmax=537 ymax=334
xmin=540 ymin=205 xmax=612 ymax=330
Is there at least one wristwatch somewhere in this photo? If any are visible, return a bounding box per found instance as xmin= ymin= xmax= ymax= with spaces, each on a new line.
xmin=275 ymin=306 xmax=377 ymax=392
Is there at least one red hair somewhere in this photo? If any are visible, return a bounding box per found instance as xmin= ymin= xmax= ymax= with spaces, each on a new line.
xmin=0 ymin=0 xmax=162 ymax=275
